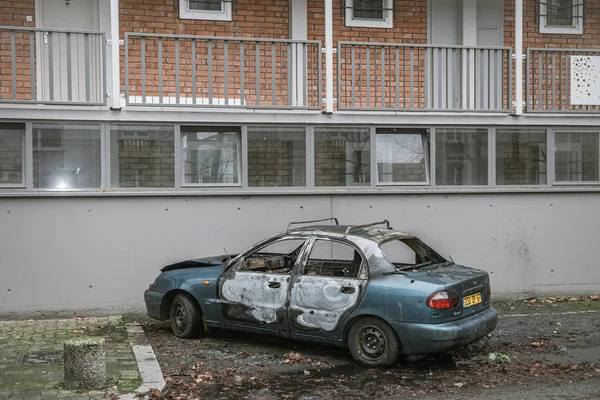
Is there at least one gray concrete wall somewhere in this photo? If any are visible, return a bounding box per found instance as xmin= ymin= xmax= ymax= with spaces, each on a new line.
xmin=0 ymin=193 xmax=599 ymax=313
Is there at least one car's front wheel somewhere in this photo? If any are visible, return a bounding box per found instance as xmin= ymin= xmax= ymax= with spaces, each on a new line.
xmin=169 ymin=293 xmax=202 ymax=338
xmin=347 ymin=317 xmax=401 ymax=367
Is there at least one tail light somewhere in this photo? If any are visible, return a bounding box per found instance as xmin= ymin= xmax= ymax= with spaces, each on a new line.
xmin=427 ymin=290 xmax=459 ymax=309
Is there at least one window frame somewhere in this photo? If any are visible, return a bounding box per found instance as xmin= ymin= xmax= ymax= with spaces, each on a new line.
xmin=4 ymin=122 xmax=600 ymax=194
xmin=31 ymin=122 xmax=104 ymax=191
xmin=552 ymin=130 xmax=600 ymax=185
xmin=231 ymin=235 xmax=310 ymax=274
xmin=0 ymin=124 xmax=26 ymax=188
xmin=108 ymin=124 xmax=176 ymax=189
xmin=495 ymin=128 xmax=548 ymax=186
xmin=179 ymin=0 xmax=232 ymax=22
xmin=300 ymin=237 xmax=368 ymax=279
xmin=539 ymin=0 xmax=583 ymax=35
xmin=180 ymin=126 xmax=242 ymax=188
xmin=375 ymin=128 xmax=430 ymax=186
xmin=345 ymin=0 xmax=393 ymax=29
xmin=313 ymin=126 xmax=372 ymax=188
xmin=246 ymin=126 xmax=308 ymax=188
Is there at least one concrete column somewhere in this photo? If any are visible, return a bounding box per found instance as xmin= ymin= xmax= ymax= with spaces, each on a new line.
xmin=110 ymin=0 xmax=121 ymax=109
xmin=289 ymin=0 xmax=308 ymax=107
xmin=64 ymin=337 xmax=107 ymax=390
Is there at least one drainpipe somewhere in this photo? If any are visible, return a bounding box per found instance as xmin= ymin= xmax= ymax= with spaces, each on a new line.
xmin=324 ymin=0 xmax=334 ymax=113
xmin=110 ymin=0 xmax=121 ymax=110
xmin=514 ymin=0 xmax=523 ymax=115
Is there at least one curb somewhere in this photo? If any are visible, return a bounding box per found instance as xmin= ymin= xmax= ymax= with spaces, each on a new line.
xmin=500 ymin=309 xmax=600 ymax=318
xmin=120 ymin=323 xmax=166 ymax=400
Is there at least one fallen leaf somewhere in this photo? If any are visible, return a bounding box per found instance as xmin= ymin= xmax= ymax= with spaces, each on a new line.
xmin=237 ymin=350 xmax=250 ymax=358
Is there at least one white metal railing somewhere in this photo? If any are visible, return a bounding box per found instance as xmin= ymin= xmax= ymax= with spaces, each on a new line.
xmin=337 ymin=42 xmax=512 ymax=112
xmin=0 ymin=26 xmax=106 ymax=105
xmin=124 ymin=33 xmax=322 ymax=109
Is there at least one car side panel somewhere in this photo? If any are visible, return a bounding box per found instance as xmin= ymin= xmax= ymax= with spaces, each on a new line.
xmin=289 ymin=275 xmax=366 ymax=332
xmin=338 ymin=275 xmax=443 ymax=340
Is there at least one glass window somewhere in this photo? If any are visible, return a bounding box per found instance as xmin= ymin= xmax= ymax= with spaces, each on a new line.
xmin=304 ymin=240 xmax=363 ymax=278
xmin=32 ymin=123 xmax=101 ymax=189
xmin=555 ymin=132 xmax=599 ymax=182
xmin=0 ymin=123 xmax=25 ymax=185
xmin=247 ymin=127 xmax=306 ymax=187
xmin=188 ymin=0 xmax=222 ymax=11
xmin=110 ymin=125 xmax=174 ymax=188
xmin=546 ymin=0 xmax=574 ymax=26
xmin=353 ymin=0 xmax=384 ymax=19
xmin=180 ymin=0 xmax=231 ymax=21
xmin=181 ymin=127 xmax=240 ymax=185
xmin=346 ymin=0 xmax=392 ymax=28
xmin=376 ymin=128 xmax=429 ymax=184
xmin=240 ymin=238 xmax=306 ymax=274
xmin=436 ymin=128 xmax=488 ymax=186
xmin=496 ymin=129 xmax=547 ymax=185
xmin=539 ymin=0 xmax=582 ymax=34
xmin=314 ymin=127 xmax=370 ymax=187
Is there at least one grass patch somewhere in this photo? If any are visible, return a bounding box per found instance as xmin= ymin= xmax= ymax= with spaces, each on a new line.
xmin=117 ymin=377 xmax=142 ymax=391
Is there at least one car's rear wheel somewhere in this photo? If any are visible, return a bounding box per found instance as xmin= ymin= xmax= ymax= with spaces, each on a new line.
xmin=347 ymin=317 xmax=401 ymax=367
xmin=169 ymin=294 xmax=202 ymax=338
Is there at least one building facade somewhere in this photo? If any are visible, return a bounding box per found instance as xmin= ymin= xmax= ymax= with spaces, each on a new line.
xmin=0 ymin=0 xmax=599 ymax=313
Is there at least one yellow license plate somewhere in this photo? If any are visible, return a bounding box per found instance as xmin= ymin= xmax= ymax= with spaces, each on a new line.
xmin=463 ymin=292 xmax=482 ymax=308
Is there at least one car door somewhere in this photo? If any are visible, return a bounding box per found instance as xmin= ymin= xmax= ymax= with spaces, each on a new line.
xmin=217 ymin=236 xmax=308 ymax=334
xmin=289 ymin=237 xmax=368 ymax=342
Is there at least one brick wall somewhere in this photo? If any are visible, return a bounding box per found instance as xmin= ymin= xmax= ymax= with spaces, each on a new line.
xmin=496 ymin=130 xmax=547 ymax=185
xmin=377 ymin=161 xmax=427 ymax=183
xmin=505 ymin=0 xmax=600 ymax=111
xmin=117 ymin=138 xmax=175 ymax=187
xmin=308 ymin=0 xmax=428 ymax=109
xmin=0 ymin=0 xmax=36 ymax=101
xmin=314 ymin=128 xmax=371 ymax=186
xmin=2 ymin=0 xmax=600 ymax=109
xmin=247 ymin=139 xmax=295 ymax=187
xmin=121 ymin=0 xmax=308 ymax=106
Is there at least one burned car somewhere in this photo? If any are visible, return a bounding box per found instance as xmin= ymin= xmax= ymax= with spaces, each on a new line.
xmin=144 ymin=219 xmax=497 ymax=367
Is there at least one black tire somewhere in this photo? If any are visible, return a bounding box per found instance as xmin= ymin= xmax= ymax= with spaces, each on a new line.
xmin=169 ymin=294 xmax=203 ymax=339
xmin=347 ymin=317 xmax=401 ymax=367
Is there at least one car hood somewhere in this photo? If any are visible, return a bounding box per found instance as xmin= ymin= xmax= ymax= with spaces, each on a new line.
xmin=160 ymin=254 xmax=236 ymax=272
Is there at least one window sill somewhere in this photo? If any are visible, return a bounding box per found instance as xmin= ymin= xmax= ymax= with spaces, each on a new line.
xmin=345 ymin=18 xmax=393 ymax=29
xmin=3 ymin=186 xmax=600 ymax=197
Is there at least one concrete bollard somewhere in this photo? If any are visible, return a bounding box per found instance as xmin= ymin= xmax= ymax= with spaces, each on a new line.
xmin=63 ymin=337 xmax=107 ymax=390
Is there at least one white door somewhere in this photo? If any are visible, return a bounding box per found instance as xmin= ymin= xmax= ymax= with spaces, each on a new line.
xmin=429 ymin=0 xmax=462 ymax=109
xmin=429 ymin=0 xmax=504 ymax=109
xmin=37 ymin=0 xmax=102 ymax=103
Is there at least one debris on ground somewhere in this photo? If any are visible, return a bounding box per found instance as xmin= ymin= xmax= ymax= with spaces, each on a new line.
xmin=141 ymin=299 xmax=600 ymax=399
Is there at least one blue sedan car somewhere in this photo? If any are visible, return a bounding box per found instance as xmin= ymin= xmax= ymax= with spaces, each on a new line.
xmin=145 ymin=219 xmax=497 ymax=367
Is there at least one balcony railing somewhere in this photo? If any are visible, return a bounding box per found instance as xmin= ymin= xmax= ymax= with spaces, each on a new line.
xmin=124 ymin=33 xmax=322 ymax=109
xmin=526 ymin=48 xmax=600 ymax=113
xmin=0 ymin=26 xmax=106 ymax=105
xmin=337 ymin=42 xmax=512 ymax=112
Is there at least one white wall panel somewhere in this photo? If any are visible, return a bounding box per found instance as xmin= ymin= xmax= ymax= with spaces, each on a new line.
xmin=0 ymin=193 xmax=598 ymax=313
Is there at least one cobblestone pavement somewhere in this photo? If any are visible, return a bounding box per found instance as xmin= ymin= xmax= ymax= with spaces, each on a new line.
xmin=0 ymin=316 xmax=142 ymax=399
